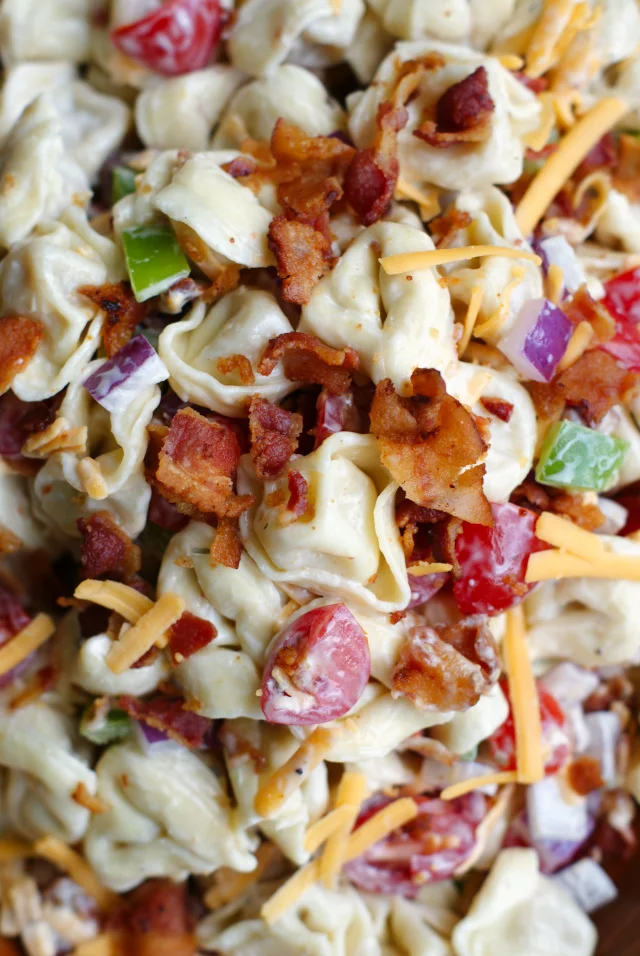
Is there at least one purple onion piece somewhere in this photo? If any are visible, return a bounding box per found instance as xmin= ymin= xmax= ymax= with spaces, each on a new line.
xmin=83 ymin=334 xmax=168 ymax=413
xmin=504 ymin=809 xmax=594 ymax=875
xmin=552 ymin=858 xmax=618 ymax=912
xmin=499 ymin=298 xmax=573 ymax=382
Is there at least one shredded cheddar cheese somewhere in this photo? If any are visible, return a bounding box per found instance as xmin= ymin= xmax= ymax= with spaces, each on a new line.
xmin=523 ymin=92 xmax=557 ymax=152
xmin=497 ymin=53 xmax=525 ymax=70
xmin=503 ymin=606 xmax=544 ymax=784
xmin=304 ymin=804 xmax=354 ymax=854
xmin=74 ymin=579 xmax=153 ymax=624
xmin=408 ymin=561 xmax=454 ymax=576
xmin=21 ymin=417 xmax=87 ymax=458
xmin=441 ymin=771 xmax=518 ymax=801
xmin=0 ymin=837 xmax=31 ymax=861
xmin=458 ymin=285 xmax=484 ymax=356
xmin=379 ymin=245 xmax=541 ymax=276
xmin=106 ymin=592 xmax=185 ymax=674
xmin=526 ymin=548 xmax=640 ymax=582
xmin=525 ymin=0 xmax=575 ymax=78
xmin=545 ymin=263 xmax=564 ymax=304
xmin=0 ymin=613 xmax=55 ymax=677
xmin=515 ymin=97 xmax=629 ymax=235
xmin=261 ymin=859 xmax=320 ymax=924
xmin=343 ymin=797 xmax=418 ymax=862
xmin=204 ymin=843 xmax=277 ymax=909
xmin=72 ymin=934 xmax=122 ymax=956
xmin=535 ymin=512 xmax=606 ymax=561
xmin=33 ymin=836 xmax=118 ymax=911
xmin=254 ymin=728 xmax=333 ymax=818
xmin=77 ymin=458 xmax=109 ymax=500
xmin=473 ymin=272 xmax=524 ymax=340
xmin=320 ymin=771 xmax=367 ymax=889
xmin=395 ymin=178 xmax=441 ymax=220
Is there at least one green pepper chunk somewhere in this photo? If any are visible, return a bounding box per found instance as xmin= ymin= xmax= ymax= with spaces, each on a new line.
xmin=536 ymin=420 xmax=629 ymax=491
xmin=80 ymin=704 xmax=131 ymax=746
xmin=122 ymin=224 xmax=190 ymax=303
xmin=112 ymin=165 xmax=137 ymax=204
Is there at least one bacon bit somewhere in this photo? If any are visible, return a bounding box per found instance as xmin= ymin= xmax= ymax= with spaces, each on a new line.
xmin=159 ymin=276 xmax=207 ymax=314
xmin=392 ymin=621 xmax=499 ymax=712
xmin=414 ymin=66 xmax=494 ymax=148
xmin=216 ymin=353 xmax=255 ymax=385
xmin=248 ymin=396 xmax=302 ymax=481
xmin=209 ymin=516 xmax=243 ymax=569
xmin=148 ymin=487 xmax=189 ymax=532
xmin=200 ymin=263 xmax=242 ymax=305
xmin=268 ymin=215 xmax=332 ymax=305
xmin=555 ymin=350 xmax=639 ymax=425
xmin=80 ymin=283 xmax=147 ymax=357
xmin=567 ymin=756 xmax=604 ymax=796
xmin=371 ymin=369 xmax=492 ymax=526
xmin=283 ymin=470 xmax=310 ymax=525
xmin=222 ymin=156 xmax=258 ymax=179
xmin=154 ymin=408 xmax=254 ymax=518
xmin=168 ymin=611 xmax=216 ymax=665
xmin=271 ymin=119 xmax=355 ymax=168
xmin=72 ymin=781 xmax=109 ymax=814
xmin=110 ymin=879 xmax=196 ymax=956
xmin=514 ymin=72 xmax=548 ymax=94
xmin=564 ymin=287 xmax=615 ymax=345
xmin=511 ymin=478 xmax=605 ymax=532
xmin=259 ymin=331 xmax=360 ymax=396
xmin=77 ymin=512 xmax=142 ymax=583
xmin=117 ymin=695 xmax=211 ymax=750
xmin=9 ymin=663 xmax=56 ymax=710
xmin=0 ymin=315 xmax=43 ymax=394
xmin=480 ymin=396 xmax=514 ymax=422
xmin=398 ymin=503 xmax=461 ymax=575
xmin=428 ymin=208 xmax=472 ymax=247
xmin=0 ymin=527 xmax=22 ymax=555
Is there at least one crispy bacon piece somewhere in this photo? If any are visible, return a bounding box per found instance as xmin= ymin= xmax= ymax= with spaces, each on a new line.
xmin=286 ymin=470 xmax=309 ymax=520
xmin=564 ymin=287 xmax=615 ymax=345
xmin=371 ymin=369 xmax=492 ymax=526
xmin=118 ymin=695 xmax=211 ymax=750
xmin=414 ymin=66 xmax=494 ymax=148
xmin=395 ymin=499 xmax=461 ymax=573
xmin=480 ymin=396 xmax=514 ymax=422
xmin=248 ymin=396 xmax=302 ymax=481
xmin=568 ymin=756 xmax=604 ymax=796
xmin=114 ymin=879 xmax=196 ymax=956
xmin=259 ymin=331 xmax=360 ymax=395
xmin=209 ymin=516 xmax=243 ymax=569
xmin=512 ymin=478 xmax=605 ymax=532
xmin=80 ymin=282 xmax=147 ymax=357
xmin=0 ymin=315 xmax=43 ymax=394
xmin=556 ymin=350 xmax=638 ymax=425
xmin=392 ymin=621 xmax=499 ymax=711
xmin=271 ymin=119 xmax=355 ymax=167
xmin=216 ymin=353 xmax=255 ymax=385
xmin=168 ymin=611 xmax=216 ymax=665
xmin=77 ymin=512 xmax=141 ymax=583
xmin=428 ymin=208 xmax=472 ymax=247
xmin=154 ymin=408 xmax=254 ymax=518
xmin=268 ymin=215 xmax=332 ymax=305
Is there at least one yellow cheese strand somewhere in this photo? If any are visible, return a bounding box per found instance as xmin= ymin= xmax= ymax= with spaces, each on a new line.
xmin=379 ymin=245 xmax=541 ymax=276
xmin=0 ymin=614 xmax=55 ymax=677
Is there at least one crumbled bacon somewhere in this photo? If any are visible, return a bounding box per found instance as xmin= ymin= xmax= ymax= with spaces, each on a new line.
xmin=223 ymin=155 xmax=258 ymax=179
xmin=285 ymin=470 xmax=309 ymax=521
xmin=564 ymin=287 xmax=615 ymax=345
xmin=0 ymin=315 xmax=43 ymax=394
xmin=79 ymin=283 xmax=147 ymax=358
xmin=153 ymin=408 xmax=254 ymax=518
xmin=268 ymin=215 xmax=333 ymax=305
xmin=259 ymin=331 xmax=360 ymax=395
xmin=168 ymin=611 xmax=216 ymax=665
xmin=313 ymin=387 xmax=371 ymax=447
xmin=480 ymin=396 xmax=514 ymax=422
xmin=117 ymin=695 xmax=212 ymax=750
xmin=216 ymin=353 xmax=255 ymax=385
xmin=568 ymin=756 xmax=605 ymax=796
xmin=248 ymin=396 xmax=302 ymax=480
xmin=209 ymin=516 xmax=243 ymax=569
xmin=511 ymin=478 xmax=606 ymax=532
xmin=428 ymin=208 xmax=472 ymax=247
xmin=370 ymin=369 xmax=492 ymax=526
xmin=392 ymin=621 xmax=499 ymax=711
xmin=112 ymin=879 xmax=196 ymax=956
xmin=77 ymin=512 xmax=141 ymax=583
xmin=414 ymin=66 xmax=494 ymax=148
xmin=395 ymin=499 xmax=461 ymax=573
xmin=148 ymin=487 xmax=189 ymax=532
xmin=555 ymin=350 xmax=638 ymax=425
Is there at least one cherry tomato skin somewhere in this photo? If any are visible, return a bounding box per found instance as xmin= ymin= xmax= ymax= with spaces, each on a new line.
xmin=488 ymin=680 xmax=572 ymax=776
xmin=261 ymin=603 xmax=370 ymax=725
xmin=406 ymin=572 xmax=448 ymax=609
xmin=453 ymin=502 xmax=544 ymax=617
xmin=0 ymin=588 xmax=32 ymax=688
xmin=111 ymin=0 xmax=224 ymax=76
xmin=601 ymin=268 xmax=640 ymax=372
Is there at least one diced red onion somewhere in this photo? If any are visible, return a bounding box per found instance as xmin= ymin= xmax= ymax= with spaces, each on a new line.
xmin=504 ymin=810 xmax=592 ymax=875
xmin=450 ymin=760 xmax=502 ymax=796
xmin=552 ymin=858 xmax=618 ymax=912
xmin=583 ymin=711 xmax=620 ymax=785
xmin=83 ymin=335 xmax=169 ymax=414
xmin=498 ymin=298 xmax=573 ymax=382
xmin=527 ymin=775 xmax=592 ymax=844
xmin=539 ymin=662 xmax=599 ymax=704
xmin=534 ymin=236 xmax=586 ymax=297
xmin=133 ymin=719 xmax=175 ymax=756
xmin=595 ymin=497 xmax=628 ymax=535
xmin=564 ymin=703 xmax=591 ymax=754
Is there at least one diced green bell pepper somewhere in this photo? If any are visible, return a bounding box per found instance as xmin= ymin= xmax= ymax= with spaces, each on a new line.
xmin=535 ymin=420 xmax=629 ymax=491
xmin=122 ymin=224 xmax=190 ymax=303
xmin=112 ymin=165 xmax=137 ymax=204
xmin=80 ymin=704 xmax=131 ymax=746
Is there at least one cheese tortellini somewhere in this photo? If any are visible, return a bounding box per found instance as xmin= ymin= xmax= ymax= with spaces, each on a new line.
xmin=299 ymin=221 xmax=457 ymax=390
xmin=0 ymin=702 xmax=97 ymax=844
xmin=452 ymin=848 xmax=597 ymax=956
xmin=525 ymin=536 xmax=640 ymax=667
xmin=84 ymin=740 xmax=257 ymax=892
xmin=0 ymin=0 xmax=93 ymax=65
xmin=73 ymin=633 xmax=170 ymax=698
xmin=0 ymin=61 xmax=75 ymax=144
xmin=431 ymin=683 xmax=509 ymax=755
xmin=0 ymin=471 xmax=55 ymax=553
xmin=348 ymin=42 xmax=540 ymax=191
xmin=239 ymin=432 xmax=410 ymax=613
xmin=159 ymin=290 xmax=296 ymax=417
xmin=51 ymin=80 xmax=130 ymax=181
xmin=367 ymin=0 xmax=516 ymax=48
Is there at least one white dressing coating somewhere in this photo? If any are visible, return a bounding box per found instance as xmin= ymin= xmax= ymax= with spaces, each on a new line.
xmin=0 ymin=472 xmax=55 ymax=553
xmin=431 ymin=682 xmax=509 ymax=754
xmin=0 ymin=0 xmax=93 ymax=65
xmin=52 ymin=80 xmax=130 ymax=181
xmin=73 ymin=633 xmax=169 ymax=697
xmin=367 ymin=0 xmax=516 ymax=48
xmin=0 ymin=61 xmax=75 ymax=144
xmin=300 ymin=221 xmax=456 ymax=390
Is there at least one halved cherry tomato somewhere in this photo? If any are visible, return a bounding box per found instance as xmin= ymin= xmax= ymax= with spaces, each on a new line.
xmin=453 ymin=502 xmax=545 ymax=617
xmin=0 ymin=587 xmax=32 ymax=688
xmin=344 ymin=791 xmax=488 ymax=896
xmin=488 ymin=679 xmax=571 ymax=776
xmin=261 ymin=603 xmax=370 ymax=725
xmin=601 ymin=268 xmax=640 ymax=371
xmin=111 ymin=0 xmax=224 ymax=76
xmin=406 ymin=572 xmax=449 ymax=609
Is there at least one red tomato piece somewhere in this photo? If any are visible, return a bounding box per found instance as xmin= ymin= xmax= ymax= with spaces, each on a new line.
xmin=453 ymin=502 xmax=544 ymax=617
xmin=261 ymin=603 xmax=370 ymax=725
xmin=111 ymin=0 xmax=224 ymax=76
xmin=0 ymin=587 xmax=32 ymax=688
xmin=344 ymin=791 xmax=489 ymax=896
xmin=601 ymin=268 xmax=640 ymax=372
xmin=148 ymin=487 xmax=189 ymax=532
xmin=313 ymin=388 xmax=368 ymax=448
xmin=488 ymin=679 xmax=571 ymax=776
xmin=406 ymin=572 xmax=448 ymax=609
